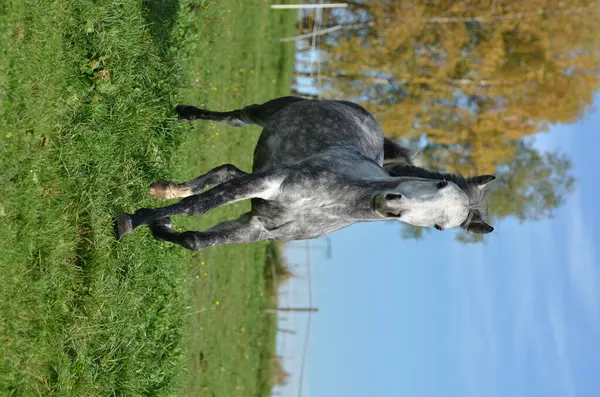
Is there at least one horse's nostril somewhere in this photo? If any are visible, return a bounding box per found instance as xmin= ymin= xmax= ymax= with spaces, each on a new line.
xmin=385 ymin=193 xmax=402 ymax=201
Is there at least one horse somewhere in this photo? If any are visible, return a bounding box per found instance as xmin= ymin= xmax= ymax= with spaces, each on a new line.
xmin=115 ymin=96 xmax=495 ymax=251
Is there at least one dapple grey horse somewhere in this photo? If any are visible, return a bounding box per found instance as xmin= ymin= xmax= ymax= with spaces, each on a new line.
xmin=115 ymin=96 xmax=495 ymax=251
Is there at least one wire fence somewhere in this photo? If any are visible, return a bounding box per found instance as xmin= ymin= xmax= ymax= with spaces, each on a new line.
xmin=269 ymin=242 xmax=315 ymax=397
xmin=284 ymin=0 xmax=340 ymax=99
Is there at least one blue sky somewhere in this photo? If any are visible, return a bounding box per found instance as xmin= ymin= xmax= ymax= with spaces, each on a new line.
xmin=277 ymin=95 xmax=600 ymax=397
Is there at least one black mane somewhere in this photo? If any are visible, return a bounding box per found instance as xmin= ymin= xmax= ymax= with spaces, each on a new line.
xmin=383 ymin=138 xmax=413 ymax=165
xmin=386 ymin=164 xmax=470 ymax=190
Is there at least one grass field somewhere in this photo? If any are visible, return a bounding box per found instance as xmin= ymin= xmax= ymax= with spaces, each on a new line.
xmin=0 ymin=0 xmax=296 ymax=396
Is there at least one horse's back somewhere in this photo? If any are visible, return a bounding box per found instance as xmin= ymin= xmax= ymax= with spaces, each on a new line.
xmin=252 ymin=99 xmax=384 ymax=171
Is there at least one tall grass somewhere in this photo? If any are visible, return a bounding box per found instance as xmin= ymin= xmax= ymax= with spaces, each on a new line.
xmin=0 ymin=0 xmax=296 ymax=395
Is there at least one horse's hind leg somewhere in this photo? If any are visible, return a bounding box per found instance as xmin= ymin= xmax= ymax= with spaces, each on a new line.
xmin=149 ymin=213 xmax=266 ymax=251
xmin=174 ymin=105 xmax=247 ymax=127
xmin=149 ymin=164 xmax=247 ymax=199
xmin=175 ymin=96 xmax=307 ymax=127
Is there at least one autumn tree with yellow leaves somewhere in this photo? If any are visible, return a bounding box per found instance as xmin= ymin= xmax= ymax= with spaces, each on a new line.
xmin=317 ymin=0 xmax=599 ymax=241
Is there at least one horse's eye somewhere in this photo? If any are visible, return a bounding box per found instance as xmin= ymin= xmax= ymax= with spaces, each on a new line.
xmin=436 ymin=180 xmax=448 ymax=189
xmin=434 ymin=224 xmax=443 ymax=231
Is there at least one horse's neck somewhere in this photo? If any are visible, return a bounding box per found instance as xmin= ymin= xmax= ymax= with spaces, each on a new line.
xmin=308 ymin=148 xmax=388 ymax=179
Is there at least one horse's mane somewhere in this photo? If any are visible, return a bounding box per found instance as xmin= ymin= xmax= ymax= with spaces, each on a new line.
xmin=383 ymin=138 xmax=414 ymax=166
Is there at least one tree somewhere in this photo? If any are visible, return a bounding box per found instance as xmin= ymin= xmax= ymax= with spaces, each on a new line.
xmin=271 ymin=356 xmax=290 ymax=387
xmin=316 ymin=0 xmax=598 ymax=241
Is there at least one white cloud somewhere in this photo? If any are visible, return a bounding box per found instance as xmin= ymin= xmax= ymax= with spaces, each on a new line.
xmin=546 ymin=292 xmax=576 ymax=397
xmin=508 ymin=223 xmax=579 ymax=397
xmin=451 ymin=218 xmax=589 ymax=397
xmin=566 ymin=190 xmax=599 ymax=320
xmin=450 ymin=242 xmax=498 ymax=397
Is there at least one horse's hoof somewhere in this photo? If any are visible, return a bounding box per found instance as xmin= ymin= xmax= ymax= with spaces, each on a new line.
xmin=175 ymin=105 xmax=195 ymax=121
xmin=149 ymin=180 xmax=192 ymax=199
xmin=149 ymin=180 xmax=173 ymax=199
xmin=115 ymin=213 xmax=133 ymax=240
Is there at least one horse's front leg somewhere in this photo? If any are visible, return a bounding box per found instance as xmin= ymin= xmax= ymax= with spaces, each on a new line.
xmin=148 ymin=213 xmax=267 ymax=251
xmin=115 ymin=170 xmax=282 ymax=240
xmin=148 ymin=164 xmax=247 ymax=199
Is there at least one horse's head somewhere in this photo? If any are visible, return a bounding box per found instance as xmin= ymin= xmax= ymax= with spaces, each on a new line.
xmin=373 ymin=165 xmax=495 ymax=234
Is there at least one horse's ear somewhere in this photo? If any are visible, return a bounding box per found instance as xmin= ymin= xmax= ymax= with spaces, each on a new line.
xmin=461 ymin=211 xmax=494 ymax=234
xmin=465 ymin=220 xmax=494 ymax=234
xmin=469 ymin=175 xmax=496 ymax=190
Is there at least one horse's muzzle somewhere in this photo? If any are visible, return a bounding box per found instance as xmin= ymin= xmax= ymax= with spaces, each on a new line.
xmin=371 ymin=194 xmax=403 ymax=218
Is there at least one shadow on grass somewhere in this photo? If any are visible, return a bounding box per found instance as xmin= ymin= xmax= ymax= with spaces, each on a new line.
xmin=142 ymin=0 xmax=181 ymax=58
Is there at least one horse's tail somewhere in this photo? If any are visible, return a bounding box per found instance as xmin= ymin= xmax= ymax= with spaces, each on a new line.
xmin=383 ymin=137 xmax=420 ymax=168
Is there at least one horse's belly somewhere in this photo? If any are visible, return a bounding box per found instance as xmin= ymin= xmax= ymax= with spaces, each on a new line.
xmin=264 ymin=216 xmax=350 ymax=241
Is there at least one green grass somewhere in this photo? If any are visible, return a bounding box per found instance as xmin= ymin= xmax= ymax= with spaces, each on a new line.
xmin=0 ymin=0 xmax=296 ymax=396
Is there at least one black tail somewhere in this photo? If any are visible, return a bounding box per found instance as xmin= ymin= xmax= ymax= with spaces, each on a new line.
xmin=383 ymin=138 xmax=413 ymax=167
